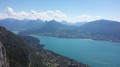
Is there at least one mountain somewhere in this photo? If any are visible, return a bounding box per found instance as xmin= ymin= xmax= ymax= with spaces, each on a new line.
xmin=79 ymin=19 xmax=120 ymax=31
xmin=19 ymin=20 xmax=71 ymax=36
xmin=0 ymin=18 xmax=44 ymax=31
xmin=59 ymin=21 xmax=73 ymax=25
xmin=74 ymin=20 xmax=120 ymax=40
xmin=0 ymin=26 xmax=29 ymax=67
xmin=19 ymin=19 xmax=120 ymax=42
xmin=73 ymin=22 xmax=88 ymax=26
xmin=37 ymin=20 xmax=67 ymax=33
xmin=0 ymin=18 xmax=75 ymax=31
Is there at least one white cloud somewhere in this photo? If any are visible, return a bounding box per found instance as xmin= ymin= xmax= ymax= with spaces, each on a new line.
xmin=6 ymin=7 xmax=15 ymax=16
xmin=0 ymin=7 xmax=102 ymax=23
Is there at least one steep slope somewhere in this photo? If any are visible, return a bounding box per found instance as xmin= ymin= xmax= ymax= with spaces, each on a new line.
xmin=0 ymin=26 xmax=29 ymax=67
xmin=0 ymin=42 xmax=10 ymax=67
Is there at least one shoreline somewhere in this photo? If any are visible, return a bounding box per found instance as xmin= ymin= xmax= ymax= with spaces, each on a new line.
xmin=32 ymin=34 xmax=120 ymax=44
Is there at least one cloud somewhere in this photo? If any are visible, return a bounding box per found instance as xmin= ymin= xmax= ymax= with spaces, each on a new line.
xmin=6 ymin=7 xmax=14 ymax=16
xmin=0 ymin=7 xmax=102 ymax=23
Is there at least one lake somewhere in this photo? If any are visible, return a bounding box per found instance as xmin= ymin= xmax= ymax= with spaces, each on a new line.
xmin=32 ymin=35 xmax=120 ymax=67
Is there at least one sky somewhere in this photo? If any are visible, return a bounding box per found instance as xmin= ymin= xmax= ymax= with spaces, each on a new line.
xmin=0 ymin=0 xmax=120 ymax=23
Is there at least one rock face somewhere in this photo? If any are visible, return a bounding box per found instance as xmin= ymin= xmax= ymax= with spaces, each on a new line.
xmin=0 ymin=42 xmax=9 ymax=67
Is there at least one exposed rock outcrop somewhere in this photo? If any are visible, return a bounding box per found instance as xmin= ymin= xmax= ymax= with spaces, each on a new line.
xmin=0 ymin=42 xmax=9 ymax=67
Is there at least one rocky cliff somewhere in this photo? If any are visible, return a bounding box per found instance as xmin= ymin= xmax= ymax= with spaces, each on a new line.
xmin=0 ymin=26 xmax=29 ymax=67
xmin=0 ymin=42 xmax=9 ymax=67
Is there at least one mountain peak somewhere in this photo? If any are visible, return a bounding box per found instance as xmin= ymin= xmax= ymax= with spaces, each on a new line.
xmin=48 ymin=20 xmax=57 ymax=22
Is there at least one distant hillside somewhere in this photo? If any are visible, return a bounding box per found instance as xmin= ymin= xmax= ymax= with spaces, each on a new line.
xmin=37 ymin=20 xmax=67 ymax=33
xmin=19 ymin=19 xmax=120 ymax=42
xmin=74 ymin=20 xmax=120 ymax=41
xmin=19 ymin=20 xmax=72 ymax=35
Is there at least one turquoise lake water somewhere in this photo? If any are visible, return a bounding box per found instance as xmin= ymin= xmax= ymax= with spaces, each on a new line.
xmin=32 ymin=35 xmax=120 ymax=67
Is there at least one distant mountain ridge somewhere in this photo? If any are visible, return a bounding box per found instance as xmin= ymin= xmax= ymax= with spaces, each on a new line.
xmin=0 ymin=18 xmax=87 ymax=31
xmin=1 ymin=18 xmax=120 ymax=42
xmin=19 ymin=19 xmax=120 ymax=42
xmin=0 ymin=18 xmax=44 ymax=31
xmin=36 ymin=20 xmax=68 ymax=33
